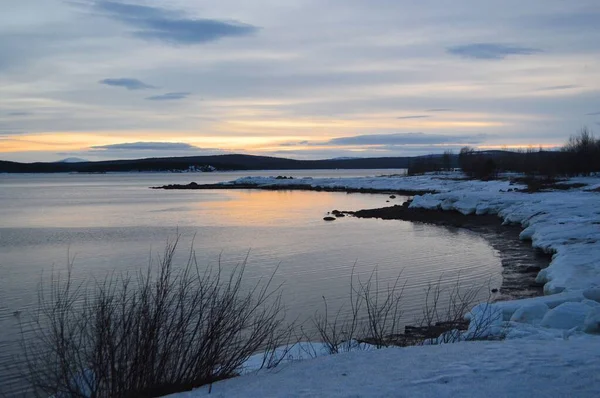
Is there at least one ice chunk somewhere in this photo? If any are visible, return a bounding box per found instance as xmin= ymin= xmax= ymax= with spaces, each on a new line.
xmin=540 ymin=302 xmax=591 ymax=330
xmin=583 ymin=287 xmax=600 ymax=302
xmin=509 ymin=303 xmax=549 ymax=324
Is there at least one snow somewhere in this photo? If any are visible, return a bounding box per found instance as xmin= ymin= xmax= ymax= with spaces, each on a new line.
xmin=584 ymin=287 xmax=600 ymax=302
xmin=226 ymin=173 xmax=515 ymax=194
xmin=169 ymin=338 xmax=600 ymax=398
xmin=584 ymin=308 xmax=600 ymax=333
xmin=166 ymin=172 xmax=600 ymax=397
xmin=539 ymin=301 xmax=595 ymax=330
xmin=509 ymin=302 xmax=549 ymax=324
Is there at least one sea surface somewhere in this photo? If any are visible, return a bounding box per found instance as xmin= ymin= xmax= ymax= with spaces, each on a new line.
xmin=0 ymin=170 xmax=502 ymax=395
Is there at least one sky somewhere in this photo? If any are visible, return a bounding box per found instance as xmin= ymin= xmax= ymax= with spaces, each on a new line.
xmin=1 ymin=0 xmax=599 ymax=162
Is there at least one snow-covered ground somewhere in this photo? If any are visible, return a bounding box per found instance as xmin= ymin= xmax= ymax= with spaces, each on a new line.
xmin=169 ymin=172 xmax=600 ymax=397
xmin=171 ymin=338 xmax=600 ymax=398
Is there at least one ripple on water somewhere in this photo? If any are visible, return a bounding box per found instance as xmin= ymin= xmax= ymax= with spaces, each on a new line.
xmin=0 ymin=173 xmax=502 ymax=396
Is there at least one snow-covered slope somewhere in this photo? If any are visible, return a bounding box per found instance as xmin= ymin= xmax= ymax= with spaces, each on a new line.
xmin=170 ymin=338 xmax=600 ymax=398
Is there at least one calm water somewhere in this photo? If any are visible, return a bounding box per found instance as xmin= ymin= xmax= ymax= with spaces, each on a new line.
xmin=0 ymin=170 xmax=502 ymax=394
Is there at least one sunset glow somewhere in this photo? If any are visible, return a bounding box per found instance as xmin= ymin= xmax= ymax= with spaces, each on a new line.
xmin=1 ymin=0 xmax=599 ymax=162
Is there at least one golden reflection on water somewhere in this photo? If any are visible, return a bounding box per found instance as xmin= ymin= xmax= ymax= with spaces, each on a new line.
xmin=194 ymin=189 xmax=348 ymax=227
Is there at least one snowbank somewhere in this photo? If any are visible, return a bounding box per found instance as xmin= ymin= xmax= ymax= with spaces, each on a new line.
xmin=226 ymin=173 xmax=514 ymax=194
xmin=170 ymin=338 xmax=600 ymax=398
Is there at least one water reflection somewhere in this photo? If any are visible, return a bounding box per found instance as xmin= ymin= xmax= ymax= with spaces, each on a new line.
xmin=0 ymin=172 xmax=502 ymax=395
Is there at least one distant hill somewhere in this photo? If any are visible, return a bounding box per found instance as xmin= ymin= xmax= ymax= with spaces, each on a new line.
xmin=56 ymin=157 xmax=88 ymax=163
xmin=0 ymin=154 xmax=446 ymax=173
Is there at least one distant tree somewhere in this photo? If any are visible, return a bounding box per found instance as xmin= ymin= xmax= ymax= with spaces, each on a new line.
xmin=458 ymin=147 xmax=475 ymax=173
xmin=563 ymin=127 xmax=599 ymax=176
xmin=442 ymin=150 xmax=453 ymax=171
xmin=407 ymin=155 xmax=442 ymax=176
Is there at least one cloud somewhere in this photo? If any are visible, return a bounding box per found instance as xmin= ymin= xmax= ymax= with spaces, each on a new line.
xmin=536 ymin=11 xmax=600 ymax=32
xmin=146 ymin=92 xmax=191 ymax=101
xmin=586 ymin=111 xmax=600 ymax=116
xmin=535 ymin=85 xmax=579 ymax=91
xmin=279 ymin=140 xmax=310 ymax=147
xmin=327 ymin=133 xmax=487 ymax=146
xmin=397 ymin=115 xmax=430 ymax=119
xmin=447 ymin=43 xmax=542 ymax=60
xmin=57 ymin=141 xmax=226 ymax=161
xmin=92 ymin=0 xmax=258 ymax=45
xmin=99 ymin=78 xmax=156 ymax=90
xmin=6 ymin=112 xmax=32 ymax=116
xmin=91 ymin=142 xmax=199 ymax=151
xmin=426 ymin=109 xmax=452 ymax=112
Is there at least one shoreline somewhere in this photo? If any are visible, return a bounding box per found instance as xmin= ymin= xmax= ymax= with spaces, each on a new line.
xmin=340 ymin=202 xmax=552 ymax=301
xmin=152 ymin=182 xmax=434 ymax=196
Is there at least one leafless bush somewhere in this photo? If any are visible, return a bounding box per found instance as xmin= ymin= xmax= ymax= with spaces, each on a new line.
xmin=417 ymin=278 xmax=505 ymax=344
xmin=306 ymin=269 xmax=505 ymax=351
xmin=306 ymin=268 xmax=405 ymax=354
xmin=23 ymin=239 xmax=289 ymax=398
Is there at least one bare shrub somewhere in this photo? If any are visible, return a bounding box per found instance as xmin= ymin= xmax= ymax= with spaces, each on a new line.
xmin=23 ymin=239 xmax=289 ymax=398
xmin=417 ymin=278 xmax=505 ymax=344
xmin=307 ymin=268 xmax=505 ymax=351
xmin=306 ymin=268 xmax=405 ymax=354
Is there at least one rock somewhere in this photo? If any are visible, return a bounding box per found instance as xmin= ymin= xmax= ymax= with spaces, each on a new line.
xmin=335 ymin=213 xmax=346 ymax=218
xmin=389 ymin=195 xmax=396 ymax=199
xmin=323 ymin=216 xmax=336 ymax=221
xmin=583 ymin=288 xmax=600 ymax=303
xmin=540 ymin=302 xmax=591 ymax=330
xmin=583 ymin=308 xmax=600 ymax=334
xmin=510 ymin=302 xmax=549 ymax=324
xmin=491 ymin=288 xmax=499 ymax=293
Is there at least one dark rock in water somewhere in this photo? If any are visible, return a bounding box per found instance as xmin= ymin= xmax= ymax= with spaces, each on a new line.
xmin=331 ymin=209 xmax=341 ymax=215
xmin=386 ymin=200 xmax=390 ymax=203
xmin=389 ymin=195 xmax=396 ymax=199
xmin=275 ymin=175 xmax=294 ymax=179
xmin=335 ymin=213 xmax=346 ymax=218
xmin=491 ymin=288 xmax=499 ymax=293
xmin=323 ymin=216 xmax=336 ymax=221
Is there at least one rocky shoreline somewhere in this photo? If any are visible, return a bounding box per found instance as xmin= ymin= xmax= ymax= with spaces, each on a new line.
xmin=336 ymin=200 xmax=552 ymax=343
xmin=340 ymin=201 xmax=551 ymax=301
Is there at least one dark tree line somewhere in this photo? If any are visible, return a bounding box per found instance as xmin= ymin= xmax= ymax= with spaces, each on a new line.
xmin=407 ymin=150 xmax=456 ymax=175
xmin=459 ymin=127 xmax=600 ymax=179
